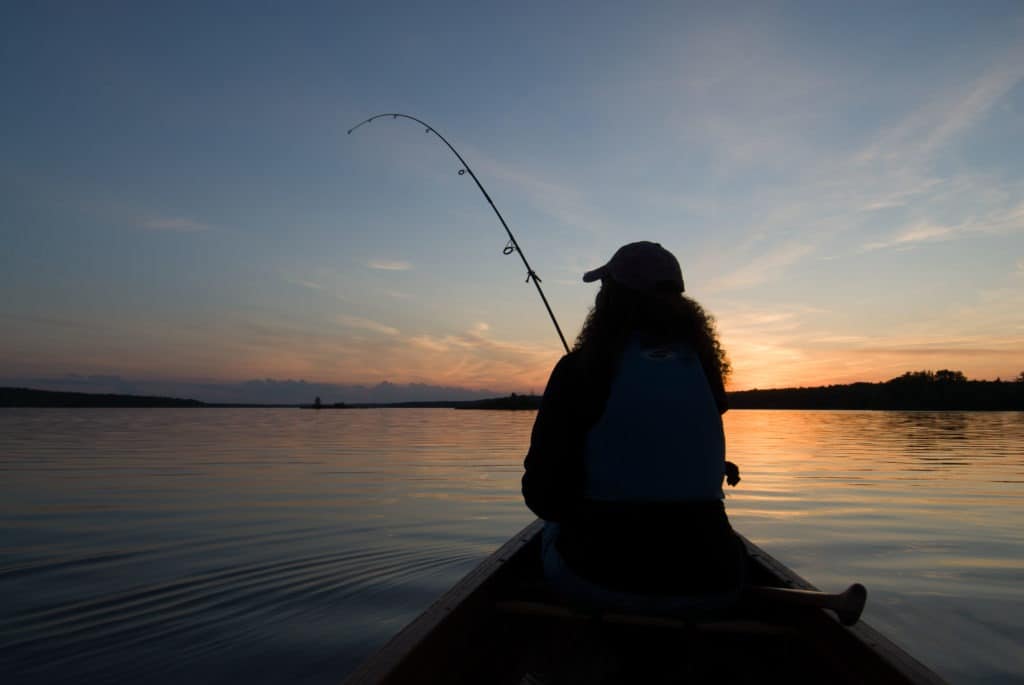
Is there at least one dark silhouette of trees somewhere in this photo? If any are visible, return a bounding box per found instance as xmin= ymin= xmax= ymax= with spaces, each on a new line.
xmin=459 ymin=393 xmax=541 ymax=410
xmin=729 ymin=370 xmax=1023 ymax=410
xmin=934 ymin=369 xmax=967 ymax=383
xmin=0 ymin=387 xmax=205 ymax=408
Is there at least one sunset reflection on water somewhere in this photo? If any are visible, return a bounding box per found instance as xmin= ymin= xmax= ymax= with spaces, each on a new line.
xmin=0 ymin=408 xmax=1021 ymax=684
xmin=722 ymin=411 xmax=1024 ymax=685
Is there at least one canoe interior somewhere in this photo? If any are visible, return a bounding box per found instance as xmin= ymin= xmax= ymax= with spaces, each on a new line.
xmin=346 ymin=520 xmax=945 ymax=685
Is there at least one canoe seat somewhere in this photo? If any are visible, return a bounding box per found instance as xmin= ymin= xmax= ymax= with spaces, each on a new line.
xmin=495 ymin=600 xmax=793 ymax=635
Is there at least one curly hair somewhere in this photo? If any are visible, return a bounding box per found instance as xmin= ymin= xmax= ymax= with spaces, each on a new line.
xmin=573 ymin=280 xmax=731 ymax=389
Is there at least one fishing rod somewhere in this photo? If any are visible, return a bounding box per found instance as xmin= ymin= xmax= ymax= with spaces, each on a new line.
xmin=348 ymin=113 xmax=570 ymax=354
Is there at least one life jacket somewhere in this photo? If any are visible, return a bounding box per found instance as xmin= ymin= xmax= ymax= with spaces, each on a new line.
xmin=583 ymin=336 xmax=725 ymax=502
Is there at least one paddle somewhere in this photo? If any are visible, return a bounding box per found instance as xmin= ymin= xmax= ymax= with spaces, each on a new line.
xmin=744 ymin=583 xmax=867 ymax=626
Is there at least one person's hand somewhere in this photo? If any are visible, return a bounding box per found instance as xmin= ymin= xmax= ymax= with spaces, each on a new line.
xmin=725 ymin=461 xmax=741 ymax=487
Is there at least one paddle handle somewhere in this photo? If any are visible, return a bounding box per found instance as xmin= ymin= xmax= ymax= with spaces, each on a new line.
xmin=745 ymin=583 xmax=867 ymax=626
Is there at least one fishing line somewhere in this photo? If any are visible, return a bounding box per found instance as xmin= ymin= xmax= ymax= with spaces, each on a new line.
xmin=348 ymin=113 xmax=570 ymax=353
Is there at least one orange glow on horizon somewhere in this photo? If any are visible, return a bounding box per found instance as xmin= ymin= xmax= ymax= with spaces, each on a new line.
xmin=5 ymin=316 xmax=1018 ymax=394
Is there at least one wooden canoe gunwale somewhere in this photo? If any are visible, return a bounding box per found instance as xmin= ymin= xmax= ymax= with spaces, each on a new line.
xmin=344 ymin=519 xmax=946 ymax=685
xmin=344 ymin=519 xmax=545 ymax=684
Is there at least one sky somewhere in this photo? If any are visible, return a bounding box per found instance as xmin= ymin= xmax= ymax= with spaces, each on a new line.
xmin=2 ymin=1 xmax=1023 ymax=402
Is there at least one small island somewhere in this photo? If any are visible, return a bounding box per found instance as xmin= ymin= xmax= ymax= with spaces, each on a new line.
xmin=300 ymin=396 xmax=349 ymax=409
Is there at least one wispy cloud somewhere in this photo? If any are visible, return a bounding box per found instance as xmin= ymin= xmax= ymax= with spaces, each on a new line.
xmin=849 ymin=343 xmax=1019 ymax=358
xmin=807 ymin=335 xmax=871 ymax=345
xmin=665 ymin=25 xmax=835 ymax=175
xmin=724 ymin=322 xmax=1024 ymax=389
xmin=280 ymin=268 xmax=352 ymax=300
xmin=471 ymin=153 xmax=617 ymax=235
xmin=862 ymin=222 xmax=956 ymax=252
xmin=717 ymin=286 xmax=1024 ymax=389
xmin=406 ymin=335 xmax=450 ymax=353
xmin=368 ymin=259 xmax=412 ymax=271
xmin=404 ymin=323 xmax=558 ymax=390
xmin=841 ymin=43 xmax=1024 ymax=255
xmin=705 ymin=242 xmax=815 ymax=292
xmin=336 ymin=314 xmax=400 ymax=336
xmin=141 ymin=216 xmax=211 ymax=232
xmin=663 ymin=33 xmax=1024 ymax=280
xmin=862 ymin=199 xmax=1024 ymax=252
xmin=857 ymin=177 xmax=944 ymax=212
xmin=291 ymin=279 xmax=325 ymax=290
xmin=859 ymin=47 xmax=1024 ymax=165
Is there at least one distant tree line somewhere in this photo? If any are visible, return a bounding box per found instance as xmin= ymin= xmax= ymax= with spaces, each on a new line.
xmin=728 ymin=370 xmax=1024 ymax=411
xmin=0 ymin=387 xmax=206 ymax=408
xmin=6 ymin=369 xmax=1023 ymax=411
xmin=457 ymin=393 xmax=543 ymax=410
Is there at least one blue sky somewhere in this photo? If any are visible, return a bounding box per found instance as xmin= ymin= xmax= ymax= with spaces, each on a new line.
xmin=2 ymin=1 xmax=1023 ymax=400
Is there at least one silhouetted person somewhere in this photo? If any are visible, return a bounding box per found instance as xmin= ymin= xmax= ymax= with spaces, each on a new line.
xmin=522 ymin=241 xmax=743 ymax=612
xmin=314 ymin=396 xmax=322 ymax=409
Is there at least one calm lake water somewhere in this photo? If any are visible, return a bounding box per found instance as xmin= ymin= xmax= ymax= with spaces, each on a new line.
xmin=1 ymin=408 xmax=1022 ymax=684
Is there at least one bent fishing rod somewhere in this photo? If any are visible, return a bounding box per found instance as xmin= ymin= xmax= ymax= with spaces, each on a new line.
xmin=348 ymin=113 xmax=570 ymax=354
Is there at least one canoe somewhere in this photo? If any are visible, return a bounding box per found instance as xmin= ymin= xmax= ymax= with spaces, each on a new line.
xmin=345 ymin=519 xmax=946 ymax=684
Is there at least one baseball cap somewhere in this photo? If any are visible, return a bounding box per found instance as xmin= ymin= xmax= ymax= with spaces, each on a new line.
xmin=582 ymin=241 xmax=685 ymax=293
